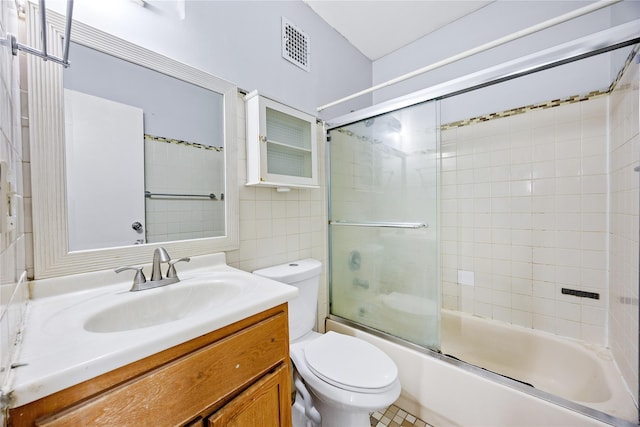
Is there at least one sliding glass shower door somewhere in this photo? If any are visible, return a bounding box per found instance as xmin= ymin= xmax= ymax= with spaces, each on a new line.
xmin=328 ymin=100 xmax=440 ymax=350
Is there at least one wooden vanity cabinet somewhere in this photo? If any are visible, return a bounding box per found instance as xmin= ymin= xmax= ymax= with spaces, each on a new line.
xmin=8 ymin=304 xmax=292 ymax=427
xmin=207 ymin=363 xmax=289 ymax=427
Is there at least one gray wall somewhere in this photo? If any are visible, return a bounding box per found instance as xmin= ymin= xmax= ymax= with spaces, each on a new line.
xmin=64 ymin=43 xmax=224 ymax=146
xmin=55 ymin=1 xmax=639 ymax=122
xmin=372 ymin=0 xmax=640 ymax=122
xmin=51 ymin=1 xmax=372 ymax=119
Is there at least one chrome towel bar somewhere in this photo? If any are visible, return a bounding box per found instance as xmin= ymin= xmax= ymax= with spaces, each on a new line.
xmin=145 ymin=191 xmax=222 ymax=200
xmin=329 ymin=221 xmax=427 ymax=229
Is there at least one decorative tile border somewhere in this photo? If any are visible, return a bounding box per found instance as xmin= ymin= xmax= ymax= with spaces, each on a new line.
xmin=608 ymin=44 xmax=640 ymax=93
xmin=144 ymin=134 xmax=223 ymax=152
xmin=441 ymin=44 xmax=639 ymax=130
xmin=440 ymin=90 xmax=608 ymax=130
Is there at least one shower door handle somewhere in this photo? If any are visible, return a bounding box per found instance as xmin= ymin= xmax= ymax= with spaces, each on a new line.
xmin=329 ymin=220 xmax=428 ymax=229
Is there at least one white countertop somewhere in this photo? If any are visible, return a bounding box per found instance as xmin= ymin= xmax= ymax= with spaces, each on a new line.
xmin=8 ymin=253 xmax=297 ymax=407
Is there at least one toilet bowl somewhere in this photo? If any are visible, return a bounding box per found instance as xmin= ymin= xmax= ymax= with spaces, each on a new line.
xmin=253 ymin=260 xmax=401 ymax=427
xmin=291 ymin=331 xmax=400 ymax=426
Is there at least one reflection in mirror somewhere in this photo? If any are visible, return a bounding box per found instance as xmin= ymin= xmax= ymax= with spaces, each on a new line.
xmin=27 ymin=5 xmax=238 ymax=278
xmin=64 ymin=43 xmax=225 ymax=251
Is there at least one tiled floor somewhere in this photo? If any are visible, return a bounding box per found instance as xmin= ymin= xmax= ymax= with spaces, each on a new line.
xmin=370 ymin=405 xmax=433 ymax=427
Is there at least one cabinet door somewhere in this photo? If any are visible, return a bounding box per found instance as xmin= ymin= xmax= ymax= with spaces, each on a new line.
xmin=35 ymin=314 xmax=288 ymax=427
xmin=207 ymin=364 xmax=291 ymax=427
xmin=245 ymin=91 xmax=318 ymax=188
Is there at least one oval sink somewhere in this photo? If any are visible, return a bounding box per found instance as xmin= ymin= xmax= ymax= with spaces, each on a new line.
xmin=84 ymin=280 xmax=244 ymax=333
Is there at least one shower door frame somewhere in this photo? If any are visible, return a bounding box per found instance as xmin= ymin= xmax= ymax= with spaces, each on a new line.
xmin=325 ymin=21 xmax=640 ymax=427
xmin=324 ymin=20 xmax=640 ymax=130
xmin=327 ymin=99 xmax=441 ymax=351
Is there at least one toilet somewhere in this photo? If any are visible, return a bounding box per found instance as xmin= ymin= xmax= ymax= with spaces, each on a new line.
xmin=253 ymin=259 xmax=401 ymax=427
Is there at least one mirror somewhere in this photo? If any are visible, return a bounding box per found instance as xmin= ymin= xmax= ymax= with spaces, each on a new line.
xmin=27 ymin=5 xmax=238 ymax=278
xmin=64 ymin=42 xmax=226 ymax=250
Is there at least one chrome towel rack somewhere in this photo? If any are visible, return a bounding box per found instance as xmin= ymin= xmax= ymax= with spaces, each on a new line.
xmin=3 ymin=0 xmax=74 ymax=67
xmin=145 ymin=191 xmax=223 ymax=201
xmin=329 ymin=220 xmax=428 ymax=229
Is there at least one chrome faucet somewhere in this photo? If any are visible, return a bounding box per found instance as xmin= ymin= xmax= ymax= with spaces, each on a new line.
xmin=151 ymin=247 xmax=171 ymax=282
xmin=115 ymin=247 xmax=190 ymax=291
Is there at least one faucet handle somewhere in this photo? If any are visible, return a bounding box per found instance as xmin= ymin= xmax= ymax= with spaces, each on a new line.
xmin=115 ymin=266 xmax=147 ymax=287
xmin=166 ymin=257 xmax=191 ymax=279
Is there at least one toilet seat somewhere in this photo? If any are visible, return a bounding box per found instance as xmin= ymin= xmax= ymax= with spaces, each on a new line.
xmin=303 ymin=331 xmax=398 ymax=393
xmin=290 ymin=334 xmax=402 ymax=421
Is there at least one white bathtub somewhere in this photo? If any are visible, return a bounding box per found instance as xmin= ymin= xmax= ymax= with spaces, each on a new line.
xmin=327 ymin=310 xmax=638 ymax=426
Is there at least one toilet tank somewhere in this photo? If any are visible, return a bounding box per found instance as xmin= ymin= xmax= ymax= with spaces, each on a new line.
xmin=253 ymin=259 xmax=322 ymax=342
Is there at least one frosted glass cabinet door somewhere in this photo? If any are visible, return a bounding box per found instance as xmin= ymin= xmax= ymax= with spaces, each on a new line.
xmin=245 ymin=91 xmax=318 ymax=188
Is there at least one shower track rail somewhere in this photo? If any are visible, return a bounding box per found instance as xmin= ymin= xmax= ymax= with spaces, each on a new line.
xmin=317 ymin=0 xmax=622 ymax=112
xmin=324 ymin=20 xmax=640 ymax=130
xmin=329 ymin=220 xmax=427 ymax=229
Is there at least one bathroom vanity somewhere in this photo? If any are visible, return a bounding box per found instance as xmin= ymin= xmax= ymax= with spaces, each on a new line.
xmin=6 ymin=254 xmax=297 ymax=427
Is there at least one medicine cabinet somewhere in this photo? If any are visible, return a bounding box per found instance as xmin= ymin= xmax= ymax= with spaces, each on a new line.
xmin=245 ymin=91 xmax=318 ymax=189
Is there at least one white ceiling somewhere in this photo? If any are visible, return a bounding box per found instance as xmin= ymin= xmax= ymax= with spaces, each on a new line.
xmin=304 ymin=1 xmax=493 ymax=60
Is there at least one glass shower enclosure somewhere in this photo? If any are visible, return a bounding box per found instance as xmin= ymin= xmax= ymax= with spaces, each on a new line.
xmin=328 ymin=100 xmax=440 ymax=350
xmin=325 ymin=29 xmax=640 ymax=424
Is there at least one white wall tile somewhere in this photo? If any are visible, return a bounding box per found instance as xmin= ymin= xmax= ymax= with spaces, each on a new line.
xmin=441 ymin=93 xmax=616 ymax=348
xmin=608 ymin=60 xmax=639 ymax=403
xmin=228 ymin=98 xmax=327 ymax=326
xmin=0 ymin=2 xmax=27 ymax=419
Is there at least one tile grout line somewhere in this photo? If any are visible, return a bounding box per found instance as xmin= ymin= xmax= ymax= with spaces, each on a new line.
xmin=370 ymin=404 xmax=433 ymax=427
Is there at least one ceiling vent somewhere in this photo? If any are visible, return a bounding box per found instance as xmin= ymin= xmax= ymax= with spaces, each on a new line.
xmin=282 ymin=17 xmax=310 ymax=72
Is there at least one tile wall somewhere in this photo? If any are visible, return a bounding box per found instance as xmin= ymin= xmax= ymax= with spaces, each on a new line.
xmin=609 ymin=57 xmax=639 ymax=404
xmin=0 ymin=0 xmax=28 ymax=420
xmin=227 ymin=94 xmax=329 ymax=327
xmin=144 ymin=136 xmax=225 ymax=243
xmin=440 ymin=94 xmax=610 ymax=345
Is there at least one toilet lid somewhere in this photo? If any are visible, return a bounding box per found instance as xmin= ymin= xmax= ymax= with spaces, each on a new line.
xmin=303 ymin=331 xmax=397 ymax=391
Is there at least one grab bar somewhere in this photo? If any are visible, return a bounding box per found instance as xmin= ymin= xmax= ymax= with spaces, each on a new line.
xmin=145 ymin=191 xmax=221 ymax=200
xmin=329 ymin=220 xmax=428 ymax=229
